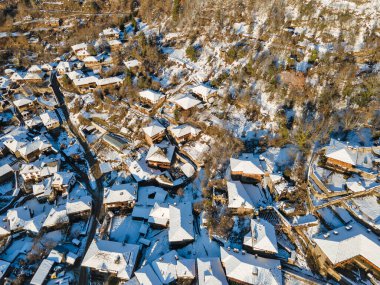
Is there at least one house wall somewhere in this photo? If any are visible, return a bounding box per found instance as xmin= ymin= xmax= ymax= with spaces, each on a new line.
xmin=23 ymin=78 xmax=44 ymax=84
xmin=98 ymin=82 xmax=121 ymax=90
xmin=228 ymin=207 xmax=255 ymax=215
xmin=145 ymin=132 xmax=165 ymax=146
xmin=46 ymin=121 xmax=60 ymax=130
xmin=104 ymin=201 xmax=135 ymax=212
xmin=68 ymin=209 xmax=91 ymax=222
xmin=231 ymin=171 xmax=263 ymax=183
xmin=147 ymin=160 xmax=171 ymax=169
xmin=169 ymin=238 xmax=194 ymax=249
xmin=21 ymin=149 xmax=42 ymax=163
xmin=326 ymin=157 xmax=353 ymax=170
xmin=16 ymin=102 xmax=35 ymax=113
xmin=242 ymin=244 xmax=277 ymax=257
xmin=21 ymin=171 xmax=42 ymax=183
xmin=52 ymin=176 xmax=76 ymax=193
xmin=76 ymin=83 xmax=97 ymax=94
xmin=171 ymin=133 xmax=195 ymax=144
xmin=84 ymin=61 xmax=101 ymax=69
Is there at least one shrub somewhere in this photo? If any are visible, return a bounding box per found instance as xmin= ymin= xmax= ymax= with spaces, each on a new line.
xmin=172 ymin=0 xmax=180 ymax=21
xmin=186 ymin=45 xmax=198 ymax=62
xmin=87 ymin=45 xmax=97 ymax=56
xmin=308 ymin=49 xmax=318 ymax=64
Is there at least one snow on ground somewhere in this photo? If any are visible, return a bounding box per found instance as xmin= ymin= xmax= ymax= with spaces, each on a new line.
xmin=261 ymin=145 xmax=299 ymax=172
xmin=326 ymin=173 xmax=346 ymax=192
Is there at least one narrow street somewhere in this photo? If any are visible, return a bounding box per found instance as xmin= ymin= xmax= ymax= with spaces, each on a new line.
xmin=50 ymin=72 xmax=104 ymax=284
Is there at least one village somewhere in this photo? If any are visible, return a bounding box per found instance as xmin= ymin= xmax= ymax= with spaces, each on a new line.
xmin=0 ymin=6 xmax=379 ymax=285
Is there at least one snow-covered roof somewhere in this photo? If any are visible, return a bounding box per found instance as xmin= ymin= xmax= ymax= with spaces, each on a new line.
xmin=197 ymin=258 xmax=228 ymax=285
xmin=146 ymin=144 xmax=175 ymax=164
xmin=25 ymin=116 xmax=42 ymax=128
xmin=346 ymin=179 xmax=365 ymax=192
xmin=134 ymin=264 xmax=163 ymax=285
xmin=131 ymin=205 xmax=152 ymax=220
xmin=0 ymin=260 xmax=10 ymax=280
xmin=30 ymin=259 xmax=54 ymax=285
xmin=148 ymin=203 xmax=169 ymax=227
xmin=82 ymin=239 xmax=140 ymax=280
xmin=40 ymin=110 xmax=59 ymax=127
xmin=99 ymin=162 xmax=113 ymax=174
xmin=0 ymin=76 xmax=10 ymax=89
xmin=28 ymin=65 xmax=42 ymax=73
xmin=71 ymin=42 xmax=88 ymax=52
xmin=108 ymin=39 xmax=122 ymax=46
xmin=24 ymin=72 xmax=44 ymax=81
xmin=176 ymin=258 xmax=196 ymax=279
xmin=43 ymin=205 xmax=68 ymax=228
xmin=0 ymin=217 xmax=10 ymax=237
xmin=24 ymin=213 xmax=46 ymax=234
xmin=4 ymin=137 xmax=28 ymax=153
xmin=33 ymin=177 xmax=53 ymax=198
xmin=230 ymin=155 xmax=264 ymax=176
xmin=66 ymin=189 xmax=92 ymax=215
xmin=52 ymin=172 xmax=75 ymax=187
xmin=73 ymin=76 xmax=98 ymax=87
xmin=66 ymin=252 xmax=78 ymax=265
xmin=20 ymin=163 xmax=41 ymax=175
xmin=169 ymin=202 xmax=194 ymax=243
xmin=10 ymin=72 xmax=24 ymax=81
xmin=350 ymin=196 xmax=380 ymax=226
xmin=13 ymin=98 xmax=34 ymax=108
xmin=101 ymin=27 xmax=120 ymax=37
xmin=83 ymin=56 xmax=99 ymax=63
xmin=227 ymin=181 xmax=255 ymax=210
xmin=143 ymin=121 xmax=166 ymax=137
xmin=151 ymin=250 xmax=178 ymax=284
xmin=181 ymin=163 xmax=195 ymax=178
xmin=0 ymin=164 xmax=13 ymax=178
xmin=66 ymin=70 xmax=85 ymax=81
xmin=170 ymin=93 xmax=201 ymax=110
xmin=41 ymin=63 xmax=54 ymax=71
xmin=97 ymin=76 xmax=122 ymax=86
xmin=103 ymin=183 xmax=138 ymax=205
xmin=124 ymin=59 xmax=141 ymax=69
xmin=141 ymin=187 xmax=167 ymax=205
xmin=76 ymin=49 xmax=90 ymax=58
xmin=168 ymin=124 xmax=201 ymax=139
xmin=191 ymin=84 xmax=216 ymax=100
xmin=127 ymin=159 xmax=154 ymax=182
xmin=243 ymin=219 xmax=278 ymax=254
xmin=325 ymin=139 xmax=358 ymax=166
xmin=313 ymin=223 xmax=380 ymax=268
xmin=220 ymin=247 xmax=282 ymax=285
xmin=56 ymin=61 xmax=71 ymax=71
xmin=18 ymin=137 xmax=52 ymax=158
xmin=139 ymin=90 xmax=165 ymax=104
